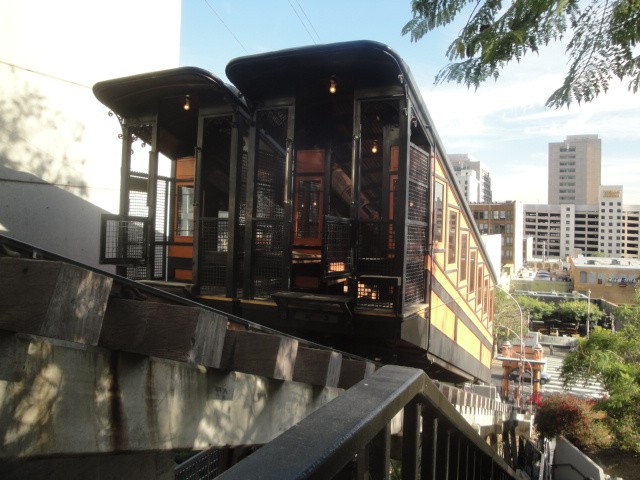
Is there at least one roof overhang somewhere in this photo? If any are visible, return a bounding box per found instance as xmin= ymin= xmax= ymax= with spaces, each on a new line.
xmin=93 ymin=66 xmax=246 ymax=118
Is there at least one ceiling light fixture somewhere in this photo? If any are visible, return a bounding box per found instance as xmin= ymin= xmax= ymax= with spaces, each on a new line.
xmin=329 ymin=77 xmax=337 ymax=94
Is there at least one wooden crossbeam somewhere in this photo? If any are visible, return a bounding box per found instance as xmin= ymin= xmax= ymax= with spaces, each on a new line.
xmin=293 ymin=346 xmax=342 ymax=387
xmin=0 ymin=258 xmax=112 ymax=345
xmin=99 ymin=298 xmax=228 ymax=368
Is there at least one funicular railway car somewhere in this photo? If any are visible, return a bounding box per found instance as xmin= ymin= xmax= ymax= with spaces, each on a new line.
xmin=93 ymin=40 xmax=496 ymax=384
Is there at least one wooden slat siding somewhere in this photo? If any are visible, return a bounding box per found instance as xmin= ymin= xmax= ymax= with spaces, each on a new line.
xmin=222 ymin=330 xmax=299 ymax=381
xmin=99 ymin=298 xmax=228 ymax=367
xmin=292 ymin=347 xmax=342 ymax=387
xmin=0 ymin=257 xmax=112 ymax=345
xmin=338 ymin=358 xmax=376 ymax=390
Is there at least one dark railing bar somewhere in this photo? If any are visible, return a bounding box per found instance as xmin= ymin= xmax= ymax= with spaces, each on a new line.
xmin=216 ymin=365 xmax=518 ymax=480
xmin=215 ymin=365 xmax=425 ymax=480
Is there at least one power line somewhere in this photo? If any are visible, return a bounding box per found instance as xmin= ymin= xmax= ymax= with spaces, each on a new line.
xmin=288 ymin=0 xmax=321 ymax=44
xmin=294 ymin=0 xmax=322 ymax=43
xmin=202 ymin=0 xmax=249 ymax=54
xmin=0 ymin=60 xmax=91 ymax=89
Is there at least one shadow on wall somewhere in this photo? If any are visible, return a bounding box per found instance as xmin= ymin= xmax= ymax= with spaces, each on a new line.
xmin=0 ymin=82 xmax=111 ymax=270
xmin=0 ymin=81 xmax=88 ymax=197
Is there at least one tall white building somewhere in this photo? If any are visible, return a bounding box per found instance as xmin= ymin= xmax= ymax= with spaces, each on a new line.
xmin=449 ymin=154 xmax=492 ymax=203
xmin=524 ymin=186 xmax=640 ymax=259
xmin=453 ymin=169 xmax=480 ymax=203
xmin=548 ymin=134 xmax=601 ymax=205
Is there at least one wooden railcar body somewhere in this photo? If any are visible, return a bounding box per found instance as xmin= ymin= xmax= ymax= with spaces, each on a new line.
xmin=93 ymin=41 xmax=496 ymax=384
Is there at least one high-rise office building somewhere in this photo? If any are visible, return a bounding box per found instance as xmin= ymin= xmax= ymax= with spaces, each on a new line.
xmin=548 ymin=134 xmax=601 ymax=205
xmin=453 ymin=169 xmax=480 ymax=203
xmin=449 ymin=154 xmax=492 ymax=203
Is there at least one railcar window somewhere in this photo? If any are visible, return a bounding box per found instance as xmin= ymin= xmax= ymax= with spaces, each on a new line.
xmin=477 ymin=265 xmax=484 ymax=310
xmin=434 ymin=181 xmax=444 ymax=243
xmin=447 ymin=210 xmax=458 ymax=264
xmin=469 ymin=250 xmax=477 ymax=293
xmin=176 ymin=185 xmax=194 ymax=236
xmin=295 ymin=179 xmax=322 ymax=240
xmin=460 ymin=233 xmax=468 ymax=282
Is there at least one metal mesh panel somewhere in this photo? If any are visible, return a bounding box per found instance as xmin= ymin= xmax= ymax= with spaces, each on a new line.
xmin=127 ymin=172 xmax=149 ymax=217
xmin=152 ymin=245 xmax=164 ymax=280
xmin=199 ymin=265 xmax=227 ymax=295
xmin=356 ymin=276 xmax=399 ymax=311
xmin=100 ymin=215 xmax=147 ymax=264
xmin=324 ymin=218 xmax=352 ymax=275
xmin=201 ymin=218 xmax=229 ymax=253
xmin=253 ymin=220 xmax=284 ymax=298
xmin=408 ymin=186 xmax=428 ymax=222
xmin=155 ymin=178 xmax=169 ymax=241
xmin=408 ymin=146 xmax=429 ymax=222
xmin=406 ymin=225 xmax=427 ymax=256
xmin=125 ymin=265 xmax=148 ymax=281
xmin=174 ymin=448 xmax=221 ymax=480
xmin=154 ymin=177 xmax=170 ymax=280
xmin=256 ymin=151 xmax=285 ymax=220
xmin=357 ymin=221 xmax=395 ymax=276
xmin=405 ymin=225 xmax=426 ymax=305
xmin=409 ymin=144 xmax=430 ymax=181
xmin=199 ymin=218 xmax=229 ymax=295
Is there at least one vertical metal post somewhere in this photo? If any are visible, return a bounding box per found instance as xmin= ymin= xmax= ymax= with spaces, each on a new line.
xmin=420 ymin=414 xmax=438 ymax=480
xmin=357 ymin=425 xmax=391 ymax=480
xmin=242 ymin=120 xmax=258 ymax=299
xmin=147 ymin=123 xmax=159 ymax=278
xmin=402 ymin=401 xmax=421 ymax=480
xmin=225 ymin=113 xmax=243 ymax=298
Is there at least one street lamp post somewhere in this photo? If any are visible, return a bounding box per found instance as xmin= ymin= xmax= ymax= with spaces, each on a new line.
xmin=497 ymin=286 xmax=525 ymax=361
xmin=586 ymin=289 xmax=591 ymax=337
xmin=496 ymin=286 xmax=526 ymax=400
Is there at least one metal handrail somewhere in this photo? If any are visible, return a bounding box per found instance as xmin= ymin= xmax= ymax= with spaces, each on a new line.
xmin=215 ymin=365 xmax=518 ymax=480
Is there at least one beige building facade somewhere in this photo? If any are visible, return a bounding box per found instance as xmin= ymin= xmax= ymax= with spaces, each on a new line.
xmin=570 ymin=256 xmax=640 ymax=305
xmin=470 ymin=201 xmax=524 ymax=273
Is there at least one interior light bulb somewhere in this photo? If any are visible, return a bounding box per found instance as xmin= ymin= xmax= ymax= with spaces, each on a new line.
xmin=329 ymin=78 xmax=337 ymax=94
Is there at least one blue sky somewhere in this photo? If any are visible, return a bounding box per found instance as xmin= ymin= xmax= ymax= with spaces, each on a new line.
xmin=181 ymin=0 xmax=640 ymax=205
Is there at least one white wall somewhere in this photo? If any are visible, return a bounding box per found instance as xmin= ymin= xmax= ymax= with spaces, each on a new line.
xmin=553 ymin=436 xmax=605 ymax=480
xmin=0 ymin=0 xmax=181 ymax=268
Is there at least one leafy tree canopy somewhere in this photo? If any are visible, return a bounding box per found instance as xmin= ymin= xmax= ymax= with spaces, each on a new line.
xmin=556 ymin=299 xmax=604 ymax=325
xmin=403 ymin=0 xmax=640 ymax=108
xmin=561 ymin=325 xmax=640 ymax=451
xmin=515 ymin=294 xmax=554 ymax=322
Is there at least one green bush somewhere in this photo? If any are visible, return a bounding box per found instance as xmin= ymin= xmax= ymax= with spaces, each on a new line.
xmin=535 ymin=393 xmax=612 ymax=452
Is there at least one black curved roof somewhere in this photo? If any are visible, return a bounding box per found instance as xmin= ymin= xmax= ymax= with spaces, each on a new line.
xmin=93 ymin=66 xmax=246 ymax=118
xmin=226 ymin=40 xmax=413 ymax=100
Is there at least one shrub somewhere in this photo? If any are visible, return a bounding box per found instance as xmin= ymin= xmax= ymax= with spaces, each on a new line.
xmin=535 ymin=393 xmax=612 ymax=452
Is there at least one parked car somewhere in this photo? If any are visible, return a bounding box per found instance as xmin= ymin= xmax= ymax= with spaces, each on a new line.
xmin=535 ymin=270 xmax=551 ymax=281
xmin=510 ymin=369 xmax=551 ymax=385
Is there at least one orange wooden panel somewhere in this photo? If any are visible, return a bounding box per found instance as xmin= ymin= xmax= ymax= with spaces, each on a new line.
xmin=169 ymin=245 xmax=193 ymax=258
xmin=176 ymin=156 xmax=195 ymax=179
xmin=296 ymin=149 xmax=325 ymax=173
xmin=390 ymin=145 xmax=399 ymax=171
xmin=174 ymin=269 xmax=193 ymax=281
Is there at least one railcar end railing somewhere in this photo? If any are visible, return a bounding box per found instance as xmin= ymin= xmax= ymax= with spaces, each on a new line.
xmin=214 ymin=364 xmax=519 ymax=480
